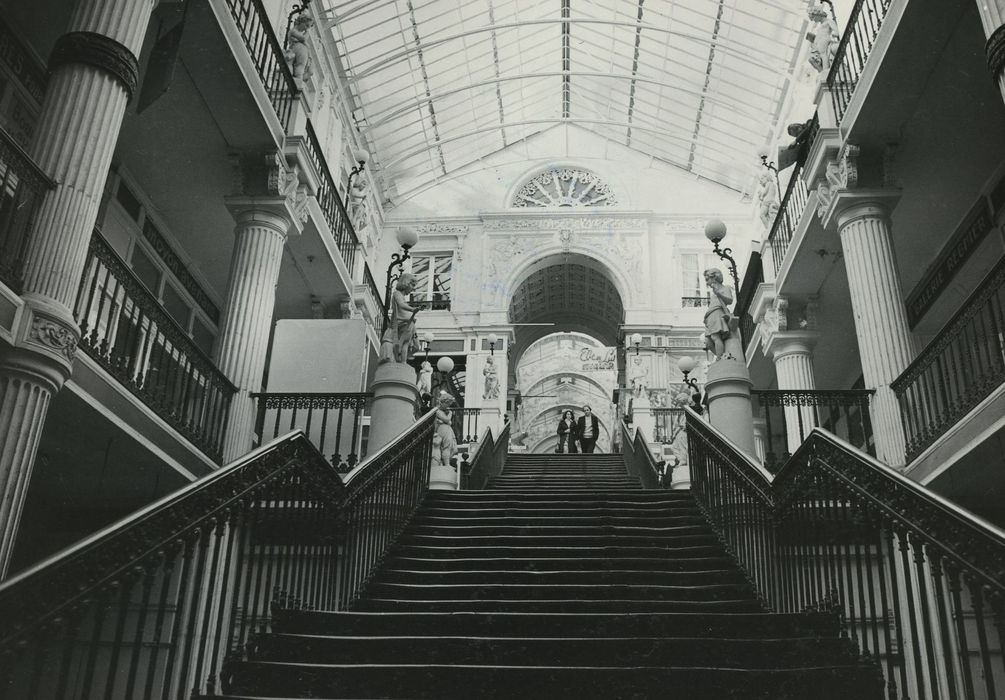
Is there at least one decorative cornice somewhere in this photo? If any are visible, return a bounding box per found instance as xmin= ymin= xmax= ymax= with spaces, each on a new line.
xmin=48 ymin=32 xmax=139 ymax=100
xmin=414 ymin=223 xmax=470 ymax=235
xmin=987 ymin=23 xmax=1005 ymax=82
xmin=484 ymin=216 xmax=647 ymax=231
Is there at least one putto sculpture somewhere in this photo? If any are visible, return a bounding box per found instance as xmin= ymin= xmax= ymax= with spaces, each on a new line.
xmin=703 ymin=268 xmax=735 ymax=361
xmin=806 ymin=4 xmax=839 ymax=74
xmin=285 ymin=14 xmax=314 ymax=81
xmin=431 ymin=392 xmax=457 ymax=468
xmin=756 ymin=170 xmax=780 ymax=231
xmin=379 ymin=273 xmax=420 ymax=364
xmin=483 ymin=356 xmax=500 ymax=399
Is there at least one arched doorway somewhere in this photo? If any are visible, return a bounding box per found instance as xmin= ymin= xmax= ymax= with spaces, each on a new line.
xmin=508 ymin=254 xmax=625 ymax=453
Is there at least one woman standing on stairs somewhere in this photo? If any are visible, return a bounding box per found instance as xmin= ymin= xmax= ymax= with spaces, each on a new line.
xmin=556 ymin=410 xmax=579 ymax=454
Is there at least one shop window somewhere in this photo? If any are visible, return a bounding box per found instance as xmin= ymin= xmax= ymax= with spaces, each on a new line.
xmin=409 ymin=254 xmax=452 ymax=310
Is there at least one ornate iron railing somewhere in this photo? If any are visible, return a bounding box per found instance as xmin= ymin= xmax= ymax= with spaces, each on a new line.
xmin=0 ymin=414 xmax=435 ymax=699
xmin=752 ymin=389 xmax=874 ymax=471
xmin=0 ymin=124 xmax=54 ymax=292
xmin=74 ymin=232 xmax=236 ymax=462
xmin=687 ymin=412 xmax=1005 ymax=700
xmin=734 ymin=252 xmax=763 ymax=354
xmin=363 ymin=261 xmax=385 ymax=336
xmin=462 ymin=422 xmax=511 ymax=490
xmin=253 ymin=392 xmax=371 ymax=472
xmin=452 ymin=407 xmax=481 ymax=444
xmin=304 ymin=120 xmax=359 ymax=273
xmin=767 ymin=116 xmax=817 ymax=276
xmin=410 ymin=292 xmax=451 ymax=311
xmin=893 ymin=258 xmax=1005 ymax=462
xmin=620 ymin=421 xmax=661 ymax=489
xmin=681 ymin=295 xmax=710 ymax=308
xmin=827 ymin=0 xmax=894 ymax=124
xmin=652 ymin=407 xmax=687 ymax=446
xmin=224 ymin=0 xmax=299 ymax=131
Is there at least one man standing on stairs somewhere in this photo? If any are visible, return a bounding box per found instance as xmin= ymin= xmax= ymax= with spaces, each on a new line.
xmin=576 ymin=405 xmax=600 ymax=453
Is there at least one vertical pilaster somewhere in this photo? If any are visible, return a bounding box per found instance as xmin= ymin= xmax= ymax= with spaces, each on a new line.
xmin=835 ymin=198 xmax=913 ymax=466
xmin=215 ymin=209 xmax=291 ymax=462
xmin=767 ymin=332 xmax=820 ymax=454
xmin=0 ymin=0 xmax=155 ymax=578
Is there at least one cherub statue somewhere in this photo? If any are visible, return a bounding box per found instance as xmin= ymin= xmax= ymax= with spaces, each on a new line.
xmin=756 ymin=170 xmax=780 ymax=231
xmin=416 ymin=360 xmax=433 ymax=397
xmin=806 ymin=5 xmax=839 ymax=74
xmin=431 ymin=392 xmax=457 ymax=467
xmin=703 ymin=268 xmax=734 ymax=360
xmin=379 ymin=273 xmax=420 ymax=364
xmin=482 ymin=356 xmax=500 ymax=399
xmin=285 ymin=14 xmax=314 ymax=81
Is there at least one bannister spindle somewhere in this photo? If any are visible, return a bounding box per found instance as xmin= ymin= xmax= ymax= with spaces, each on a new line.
xmin=929 ymin=555 xmax=961 ymax=700
xmin=969 ymin=582 xmax=998 ymax=700
xmin=910 ymin=539 xmax=939 ymax=697
xmin=897 ymin=533 xmax=927 ymax=700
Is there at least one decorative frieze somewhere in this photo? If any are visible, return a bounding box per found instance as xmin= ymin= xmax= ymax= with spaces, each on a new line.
xmin=816 ymin=143 xmax=860 ymax=219
xmin=484 ymin=216 xmax=647 ymax=231
xmin=414 ymin=223 xmax=470 ymax=234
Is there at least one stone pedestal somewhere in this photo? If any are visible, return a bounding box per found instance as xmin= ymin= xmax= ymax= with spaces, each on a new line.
xmin=0 ymin=0 xmax=156 ymax=578
xmin=428 ymin=462 xmax=458 ymax=491
xmin=367 ymin=362 xmax=420 ymax=454
xmin=766 ymin=331 xmax=819 ymax=454
xmin=216 ymin=207 xmax=292 ymax=462
xmin=825 ymin=193 xmax=913 ymax=467
xmin=669 ymin=460 xmax=691 ymax=490
xmin=705 ymin=358 xmax=756 ymax=457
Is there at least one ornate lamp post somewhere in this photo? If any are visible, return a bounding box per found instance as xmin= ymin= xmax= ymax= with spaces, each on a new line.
xmin=677 ymin=356 xmax=703 ymax=413
xmin=486 ymin=333 xmax=499 ymax=356
xmin=758 ymin=149 xmax=782 ymax=195
xmin=629 ymin=332 xmax=643 ymax=355
xmin=345 ymin=146 xmax=369 ymax=207
xmin=704 ymin=219 xmax=740 ymax=293
xmin=382 ymin=226 xmax=419 ymax=327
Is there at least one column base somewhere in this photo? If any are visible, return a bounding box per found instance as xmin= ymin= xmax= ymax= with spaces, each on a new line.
xmin=367 ymin=362 xmax=420 ymax=453
xmin=705 ymin=358 xmax=756 ymax=457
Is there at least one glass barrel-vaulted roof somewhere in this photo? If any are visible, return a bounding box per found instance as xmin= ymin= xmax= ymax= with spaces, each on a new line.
xmin=323 ymin=0 xmax=806 ymax=201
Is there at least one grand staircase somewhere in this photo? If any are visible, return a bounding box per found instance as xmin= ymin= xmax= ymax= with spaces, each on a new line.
xmin=212 ymin=453 xmax=883 ymax=699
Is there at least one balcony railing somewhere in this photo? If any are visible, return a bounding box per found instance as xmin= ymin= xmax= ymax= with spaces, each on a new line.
xmin=253 ymin=391 xmax=371 ymax=472
xmin=681 ymin=295 xmax=710 ymax=308
xmin=410 ymin=293 xmax=451 ymax=311
xmin=827 ymin=0 xmax=894 ymax=124
xmin=224 ymin=0 xmax=298 ymax=130
xmin=304 ymin=121 xmax=359 ymax=273
xmin=462 ymin=422 xmax=510 ymax=490
xmin=767 ymin=117 xmax=818 ymax=276
xmin=74 ymin=232 xmax=236 ymax=462
xmin=362 ymin=262 xmax=385 ymax=336
xmin=0 ymin=414 xmax=435 ymax=698
xmin=0 ymin=125 xmax=54 ymax=292
xmin=734 ymin=252 xmax=763 ymax=355
xmin=688 ymin=412 xmax=1005 ymax=700
xmin=752 ymin=389 xmax=875 ymax=471
xmin=893 ymin=258 xmax=1005 ymax=462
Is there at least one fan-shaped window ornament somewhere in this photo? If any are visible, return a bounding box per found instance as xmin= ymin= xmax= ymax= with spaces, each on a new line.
xmin=512 ymin=168 xmax=617 ymax=208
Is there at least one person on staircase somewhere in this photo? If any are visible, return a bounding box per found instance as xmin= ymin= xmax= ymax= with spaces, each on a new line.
xmin=556 ymin=410 xmax=579 ymax=454
xmin=577 ymin=405 xmax=600 ymax=453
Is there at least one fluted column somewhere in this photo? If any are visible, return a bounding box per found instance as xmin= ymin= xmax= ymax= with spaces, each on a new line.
xmin=767 ymin=331 xmax=820 ymax=454
xmin=977 ymin=1 xmax=1005 ymax=105
xmin=0 ymin=0 xmax=155 ymax=578
xmin=835 ymin=199 xmax=914 ymax=467
xmin=215 ymin=208 xmax=291 ymax=462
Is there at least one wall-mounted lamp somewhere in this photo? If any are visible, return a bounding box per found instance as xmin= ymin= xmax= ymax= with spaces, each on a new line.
xmin=677 ymin=356 xmax=703 ymax=413
xmin=345 ymin=145 xmax=370 ymax=207
xmin=382 ymin=226 xmax=420 ymax=328
xmin=629 ymin=333 xmax=643 ymax=356
xmin=758 ymin=149 xmax=782 ymax=195
xmin=487 ymin=333 xmax=499 ymax=356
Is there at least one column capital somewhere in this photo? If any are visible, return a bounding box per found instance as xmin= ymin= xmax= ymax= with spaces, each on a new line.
xmin=48 ymin=31 xmax=139 ymax=99
xmin=0 ymin=293 xmax=78 ymax=393
xmin=821 ymin=189 xmax=902 ymax=231
xmin=227 ymin=151 xmax=309 ymax=235
xmin=765 ymin=330 xmax=819 ymax=363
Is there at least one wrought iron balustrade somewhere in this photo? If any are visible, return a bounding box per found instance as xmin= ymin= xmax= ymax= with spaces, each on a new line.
xmin=304 ymin=121 xmax=359 ymax=273
xmin=893 ymin=258 xmax=1005 ymax=462
xmin=410 ymin=292 xmax=451 ymax=311
xmin=752 ymin=389 xmax=874 ymax=471
xmin=652 ymin=407 xmax=687 ymax=446
xmin=452 ymin=407 xmax=481 ymax=444
xmin=767 ymin=117 xmax=817 ymax=276
xmin=462 ymin=422 xmax=510 ymax=490
xmin=0 ymin=414 xmax=435 ymax=699
xmin=74 ymin=232 xmax=235 ymax=462
xmin=620 ymin=421 xmax=662 ymax=489
xmin=0 ymin=124 xmax=54 ymax=292
xmin=224 ymin=0 xmax=298 ymax=131
xmin=253 ymin=392 xmax=371 ymax=472
xmin=827 ymin=0 xmax=894 ymax=124
xmin=363 ymin=262 xmax=386 ymax=336
xmin=687 ymin=412 xmax=1005 ymax=700
xmin=681 ymin=295 xmax=710 ymax=308
xmin=734 ymin=252 xmax=763 ymax=355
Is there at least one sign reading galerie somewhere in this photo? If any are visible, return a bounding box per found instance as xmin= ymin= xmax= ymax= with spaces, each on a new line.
xmin=581 ymin=347 xmax=616 ymax=371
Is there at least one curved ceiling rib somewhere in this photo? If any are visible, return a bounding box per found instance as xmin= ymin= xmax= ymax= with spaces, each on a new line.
xmin=328 ymin=0 xmax=807 ymax=199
